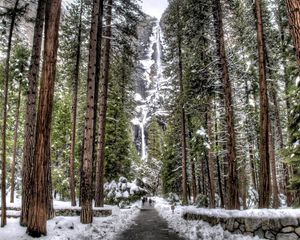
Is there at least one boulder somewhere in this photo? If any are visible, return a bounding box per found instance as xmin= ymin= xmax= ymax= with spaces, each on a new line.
xmin=234 ymin=221 xmax=239 ymax=229
xmin=265 ymin=230 xmax=275 ymax=240
xmin=245 ymin=218 xmax=262 ymax=232
xmin=254 ymin=228 xmax=264 ymax=239
xmin=225 ymin=218 xmax=235 ymax=232
xmin=276 ymin=233 xmax=298 ymax=240
xmin=239 ymin=224 xmax=245 ymax=232
xmin=281 ymin=227 xmax=294 ymax=233
xmin=295 ymin=227 xmax=300 ymax=236
xmin=280 ymin=218 xmax=298 ymax=227
xmin=269 ymin=219 xmax=282 ymax=232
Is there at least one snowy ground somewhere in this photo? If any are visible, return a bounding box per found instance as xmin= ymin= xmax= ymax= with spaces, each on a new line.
xmin=0 ymin=199 xmax=140 ymax=240
xmin=153 ymin=197 xmax=261 ymax=240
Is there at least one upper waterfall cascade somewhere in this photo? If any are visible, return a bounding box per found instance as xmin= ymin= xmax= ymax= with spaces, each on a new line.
xmin=131 ymin=20 xmax=166 ymax=160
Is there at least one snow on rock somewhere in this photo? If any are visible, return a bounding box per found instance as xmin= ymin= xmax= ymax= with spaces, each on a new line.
xmin=131 ymin=117 xmax=140 ymax=125
xmin=129 ymin=185 xmax=139 ymax=195
xmin=123 ymin=191 xmax=129 ymax=198
xmin=296 ymin=76 xmax=300 ymax=86
xmin=196 ymin=127 xmax=207 ymax=137
xmin=54 ymin=217 xmax=74 ymax=230
xmin=134 ymin=93 xmax=144 ymax=102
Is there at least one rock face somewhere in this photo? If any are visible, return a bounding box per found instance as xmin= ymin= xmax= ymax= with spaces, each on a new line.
xmin=183 ymin=212 xmax=300 ymax=239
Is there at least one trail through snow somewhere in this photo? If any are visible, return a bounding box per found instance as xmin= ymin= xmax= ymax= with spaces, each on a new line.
xmin=115 ymin=202 xmax=185 ymax=240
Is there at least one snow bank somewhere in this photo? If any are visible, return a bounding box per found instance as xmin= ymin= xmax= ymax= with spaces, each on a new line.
xmin=0 ymin=203 xmax=140 ymax=240
xmin=183 ymin=206 xmax=300 ymax=219
xmin=153 ymin=197 xmax=260 ymax=240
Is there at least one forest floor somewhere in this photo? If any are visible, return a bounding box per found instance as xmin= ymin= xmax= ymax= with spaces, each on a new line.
xmin=115 ymin=202 xmax=185 ymax=240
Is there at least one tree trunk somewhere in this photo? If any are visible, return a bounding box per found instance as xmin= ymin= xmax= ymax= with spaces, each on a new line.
xmin=95 ymin=0 xmax=111 ymax=207
xmin=278 ymin=2 xmax=292 ymax=204
xmin=92 ymin=0 xmax=104 ymax=197
xmin=207 ymin=103 xmax=215 ymax=208
xmin=255 ymin=0 xmax=271 ymax=208
xmin=201 ymin=156 xmax=206 ymax=197
xmin=180 ymin=105 xmax=188 ymax=205
xmin=212 ymin=0 xmax=239 ymax=209
xmin=21 ymin=0 xmax=46 ymax=227
xmin=46 ymin=145 xmax=54 ymax=219
xmin=285 ymin=0 xmax=300 ymax=205
xmin=285 ymin=0 xmax=300 ymax=70
xmin=175 ymin=1 xmax=188 ymax=205
xmin=80 ymin=0 xmax=103 ymax=223
xmin=269 ymin=122 xmax=280 ymax=208
xmin=214 ymin=98 xmax=224 ymax=208
xmin=249 ymin=144 xmax=258 ymax=190
xmin=269 ymin=79 xmax=284 ymax=207
xmin=190 ymin=156 xmax=197 ymax=203
xmin=10 ymin=86 xmax=22 ymax=203
xmin=1 ymin=0 xmax=19 ymax=228
xmin=69 ymin=0 xmax=83 ymax=207
xmin=26 ymin=0 xmax=61 ymax=236
xmin=244 ymin=79 xmax=258 ymax=190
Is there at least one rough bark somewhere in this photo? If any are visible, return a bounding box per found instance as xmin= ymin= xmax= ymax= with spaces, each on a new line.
xmin=69 ymin=0 xmax=83 ymax=207
xmin=80 ymin=0 xmax=102 ymax=224
xmin=201 ymin=156 xmax=206 ymax=197
xmin=245 ymin=79 xmax=258 ymax=190
xmin=92 ymin=0 xmax=104 ymax=194
xmin=214 ymin=98 xmax=224 ymax=208
xmin=286 ymin=0 xmax=300 ymax=70
xmin=207 ymin=104 xmax=215 ymax=208
xmin=10 ymin=86 xmax=22 ymax=203
xmin=191 ymin=156 xmax=197 ymax=203
xmin=95 ymin=0 xmax=110 ymax=208
xmin=255 ymin=0 xmax=271 ymax=208
xmin=212 ymin=0 xmax=239 ymax=209
xmin=47 ymin=154 xmax=54 ymax=219
xmin=269 ymin=122 xmax=280 ymax=208
xmin=278 ymin=3 xmax=292 ymax=204
xmin=175 ymin=0 xmax=188 ymax=205
xmin=285 ymin=0 xmax=300 ymax=205
xmin=26 ymin=0 xmax=61 ymax=236
xmin=1 ymin=0 xmax=19 ymax=228
xmin=21 ymin=0 xmax=46 ymax=227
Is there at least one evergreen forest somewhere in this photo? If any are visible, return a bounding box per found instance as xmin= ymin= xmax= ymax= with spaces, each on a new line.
xmin=0 ymin=0 xmax=300 ymax=239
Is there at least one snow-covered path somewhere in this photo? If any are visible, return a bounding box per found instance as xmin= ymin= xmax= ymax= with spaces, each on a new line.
xmin=115 ymin=203 xmax=185 ymax=240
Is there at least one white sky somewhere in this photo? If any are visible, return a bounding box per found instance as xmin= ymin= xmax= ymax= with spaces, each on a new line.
xmin=141 ymin=0 xmax=169 ymax=19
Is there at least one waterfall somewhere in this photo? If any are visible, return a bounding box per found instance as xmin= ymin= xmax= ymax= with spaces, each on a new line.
xmin=132 ymin=20 xmax=164 ymax=161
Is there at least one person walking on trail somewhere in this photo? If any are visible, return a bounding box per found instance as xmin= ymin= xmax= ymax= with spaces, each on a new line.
xmin=171 ymin=204 xmax=175 ymax=214
xmin=142 ymin=197 xmax=145 ymax=206
xmin=149 ymin=198 xmax=152 ymax=206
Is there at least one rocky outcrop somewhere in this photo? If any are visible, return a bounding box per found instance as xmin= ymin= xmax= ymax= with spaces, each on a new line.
xmin=183 ymin=212 xmax=300 ymax=239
